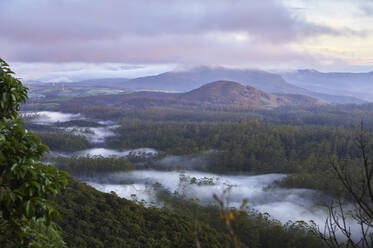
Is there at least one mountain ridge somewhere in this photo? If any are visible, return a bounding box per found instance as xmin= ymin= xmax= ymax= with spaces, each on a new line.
xmin=61 ymin=80 xmax=321 ymax=109
xmin=282 ymin=69 xmax=373 ymax=101
xmin=68 ymin=67 xmax=365 ymax=104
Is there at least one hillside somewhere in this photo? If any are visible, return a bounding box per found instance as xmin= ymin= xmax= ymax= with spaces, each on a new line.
xmin=58 ymin=81 xmax=320 ymax=110
xmin=111 ymin=67 xmax=363 ymax=104
xmin=119 ymin=66 xmax=305 ymax=94
xmin=276 ymin=93 xmax=321 ymax=105
xmin=69 ymin=78 xmax=130 ymax=88
xmin=53 ymin=177 xmax=324 ymax=248
xmin=31 ymin=67 xmax=365 ymax=104
xmin=180 ymin=80 xmax=288 ymax=107
xmin=124 ymin=67 xmax=299 ymax=93
xmin=54 ymin=178 xmax=231 ymax=248
xmin=282 ymin=69 xmax=373 ymax=101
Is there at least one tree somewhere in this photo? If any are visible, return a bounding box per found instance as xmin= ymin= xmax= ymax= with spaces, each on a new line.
xmin=317 ymin=123 xmax=373 ymax=248
xmin=0 ymin=58 xmax=68 ymax=247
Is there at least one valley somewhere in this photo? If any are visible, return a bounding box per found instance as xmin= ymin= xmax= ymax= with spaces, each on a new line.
xmin=3 ymin=1 xmax=373 ymax=247
xmin=26 ymin=110 xmax=331 ymax=226
xmin=3 ymin=61 xmax=373 ymax=247
xmin=21 ymin=77 xmax=372 ymax=246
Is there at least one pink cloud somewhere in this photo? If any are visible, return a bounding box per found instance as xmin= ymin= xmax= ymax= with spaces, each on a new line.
xmin=0 ymin=0 xmax=357 ymax=66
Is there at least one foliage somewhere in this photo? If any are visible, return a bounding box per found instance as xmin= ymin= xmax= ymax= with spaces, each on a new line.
xmin=54 ymin=177 xmax=325 ymax=248
xmin=60 ymin=106 xmax=125 ymax=120
xmin=0 ymin=58 xmax=68 ymax=247
xmin=0 ymin=59 xmax=28 ymax=119
xmin=108 ymin=118 xmax=357 ymax=171
xmin=101 ymin=116 xmax=373 ymax=198
xmin=53 ymin=155 xmax=135 ymax=176
xmin=54 ymin=120 xmax=104 ymax=127
xmin=28 ymin=93 xmax=373 ymax=128
xmin=17 ymin=73 xmax=373 ymax=246
xmin=38 ymin=131 xmax=92 ymax=152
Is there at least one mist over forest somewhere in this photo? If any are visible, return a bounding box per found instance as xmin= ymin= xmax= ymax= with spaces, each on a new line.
xmin=2 ymin=0 xmax=373 ymax=247
xmin=17 ymin=70 xmax=373 ymax=247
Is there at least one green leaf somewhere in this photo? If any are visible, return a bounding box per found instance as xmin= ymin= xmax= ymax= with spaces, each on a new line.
xmin=25 ymin=200 xmax=31 ymax=217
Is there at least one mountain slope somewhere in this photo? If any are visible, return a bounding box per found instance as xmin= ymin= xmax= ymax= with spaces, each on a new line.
xmin=61 ymin=80 xmax=320 ymax=110
xmin=124 ymin=67 xmax=302 ymax=93
xmin=180 ymin=80 xmax=288 ymax=106
xmin=276 ymin=93 xmax=322 ymax=106
xmin=54 ymin=177 xmax=324 ymax=248
xmin=118 ymin=67 xmax=364 ymax=104
xmin=71 ymin=78 xmax=130 ymax=88
xmin=282 ymin=69 xmax=373 ymax=101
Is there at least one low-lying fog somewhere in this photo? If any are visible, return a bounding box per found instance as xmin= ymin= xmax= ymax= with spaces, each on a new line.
xmin=25 ymin=111 xmax=157 ymax=158
xmin=26 ymin=111 xmax=82 ymax=124
xmin=64 ymin=126 xmax=117 ymax=144
xmin=49 ymin=148 xmax=158 ymax=158
xmin=25 ymin=111 xmax=362 ymax=240
xmin=85 ymin=171 xmax=325 ymax=224
xmin=85 ymin=170 xmax=362 ymax=240
xmin=75 ymin=147 xmax=158 ymax=157
xmin=26 ymin=111 xmax=118 ymax=144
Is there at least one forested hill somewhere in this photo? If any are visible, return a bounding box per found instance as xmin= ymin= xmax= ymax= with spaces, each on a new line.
xmin=54 ymin=177 xmax=324 ymax=248
xmin=56 ymin=80 xmax=320 ymax=110
xmin=180 ymin=80 xmax=287 ymax=106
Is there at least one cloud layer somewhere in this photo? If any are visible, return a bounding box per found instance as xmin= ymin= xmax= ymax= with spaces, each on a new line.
xmin=0 ymin=0 xmax=343 ymax=65
xmin=1 ymin=0 xmax=372 ymax=78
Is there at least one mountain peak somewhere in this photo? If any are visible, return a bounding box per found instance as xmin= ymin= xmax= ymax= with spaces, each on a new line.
xmin=180 ymin=80 xmax=285 ymax=107
xmin=297 ymin=69 xmax=322 ymax=74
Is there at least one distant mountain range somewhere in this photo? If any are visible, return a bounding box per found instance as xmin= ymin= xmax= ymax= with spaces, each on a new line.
xmin=124 ymin=67 xmax=364 ymax=104
xmin=64 ymin=80 xmax=320 ymax=109
xmin=42 ymin=67 xmax=370 ymax=104
xmin=282 ymin=69 xmax=373 ymax=101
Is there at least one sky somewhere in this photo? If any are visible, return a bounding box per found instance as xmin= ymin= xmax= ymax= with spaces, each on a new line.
xmin=1 ymin=0 xmax=373 ymax=82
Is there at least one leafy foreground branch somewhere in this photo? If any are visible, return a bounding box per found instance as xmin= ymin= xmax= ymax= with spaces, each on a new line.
xmin=0 ymin=58 xmax=68 ymax=247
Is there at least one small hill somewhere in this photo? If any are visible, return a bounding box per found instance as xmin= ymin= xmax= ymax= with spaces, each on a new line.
xmin=180 ymin=80 xmax=287 ymax=107
xmin=61 ymin=80 xmax=321 ymax=110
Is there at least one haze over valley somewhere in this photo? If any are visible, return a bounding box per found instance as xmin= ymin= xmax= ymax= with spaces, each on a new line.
xmin=17 ymin=63 xmax=373 ymax=247
xmin=2 ymin=0 xmax=373 ymax=247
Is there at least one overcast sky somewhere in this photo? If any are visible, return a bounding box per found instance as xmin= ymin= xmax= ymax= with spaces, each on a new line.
xmin=1 ymin=0 xmax=373 ymax=82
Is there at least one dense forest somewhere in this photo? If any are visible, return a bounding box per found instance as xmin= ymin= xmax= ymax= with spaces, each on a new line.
xmin=53 ymin=177 xmax=325 ymax=248
xmin=53 ymin=156 xmax=135 ymax=176
xmin=104 ymin=117 xmax=364 ymax=196
xmin=3 ymin=0 xmax=373 ymax=245
xmin=25 ymin=105 xmax=372 ymax=199
xmin=24 ymin=106 xmax=369 ymax=202
xmin=5 ymin=61 xmax=372 ymax=248
xmin=3 ymin=56 xmax=373 ymax=247
xmin=23 ymin=97 xmax=373 ymax=128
